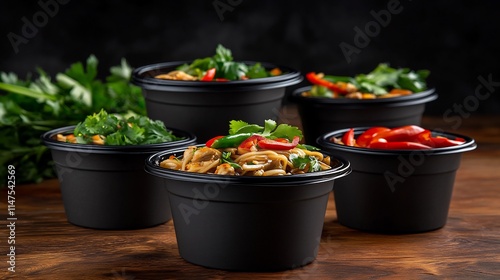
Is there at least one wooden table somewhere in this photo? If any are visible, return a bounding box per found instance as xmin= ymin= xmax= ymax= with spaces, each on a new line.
xmin=2 ymin=114 xmax=500 ymax=279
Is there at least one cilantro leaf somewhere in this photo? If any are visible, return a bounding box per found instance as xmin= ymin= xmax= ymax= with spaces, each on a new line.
xmin=351 ymin=63 xmax=429 ymax=94
xmin=72 ymin=110 xmax=181 ymax=145
xmin=246 ymin=63 xmax=269 ymax=79
xmin=229 ymin=120 xmax=264 ymax=135
xmin=290 ymin=154 xmax=322 ymax=172
xmin=73 ymin=109 xmax=119 ymax=143
xmin=229 ymin=120 xmax=249 ymax=134
xmin=269 ymin=123 xmax=303 ymax=141
xmin=262 ymin=119 xmax=277 ymax=136
xmin=228 ymin=119 xmax=302 ymax=142
xmin=219 ymin=61 xmax=247 ymax=80
xmin=214 ymin=44 xmax=233 ymax=63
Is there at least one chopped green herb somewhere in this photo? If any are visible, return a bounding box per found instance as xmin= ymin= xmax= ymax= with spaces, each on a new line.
xmin=73 ymin=109 xmax=181 ymax=145
xmin=221 ymin=151 xmax=242 ymax=169
xmin=290 ymin=154 xmax=322 ymax=172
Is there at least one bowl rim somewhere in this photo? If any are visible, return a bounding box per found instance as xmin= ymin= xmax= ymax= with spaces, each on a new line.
xmin=292 ymin=86 xmax=438 ymax=107
xmin=41 ymin=125 xmax=197 ymax=154
xmin=131 ymin=61 xmax=303 ymax=92
xmin=144 ymin=145 xmax=352 ymax=184
xmin=317 ymin=127 xmax=477 ymax=155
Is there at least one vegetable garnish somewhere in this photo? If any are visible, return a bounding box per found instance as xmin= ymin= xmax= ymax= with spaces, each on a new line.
xmin=154 ymin=44 xmax=282 ymax=81
xmin=303 ymin=63 xmax=430 ymax=99
xmin=0 ymin=55 xmax=145 ymax=186
xmin=161 ymin=120 xmax=330 ymax=176
xmin=58 ymin=109 xmax=182 ymax=145
xmin=206 ymin=119 xmax=303 ymax=150
xmin=332 ymin=125 xmax=465 ymax=150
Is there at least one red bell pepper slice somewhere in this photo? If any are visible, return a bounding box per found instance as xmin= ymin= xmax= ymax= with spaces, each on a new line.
xmin=415 ymin=130 xmax=465 ymax=148
xmin=205 ymin=135 xmax=224 ymax=148
xmin=342 ymin=128 xmax=355 ymax=146
xmin=368 ymin=140 xmax=432 ymax=150
xmin=305 ymin=72 xmax=349 ymax=94
xmin=258 ymin=136 xmax=300 ymax=150
xmin=428 ymin=137 xmax=465 ymax=148
xmin=356 ymin=127 xmax=390 ymax=147
xmin=370 ymin=125 xmax=426 ymax=143
xmin=215 ymin=78 xmax=229 ymax=82
xmin=201 ymin=68 xmax=216 ymax=81
xmin=238 ymin=135 xmax=265 ymax=152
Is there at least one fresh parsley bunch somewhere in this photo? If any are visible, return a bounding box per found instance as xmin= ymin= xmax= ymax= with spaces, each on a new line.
xmin=0 ymin=55 xmax=146 ymax=186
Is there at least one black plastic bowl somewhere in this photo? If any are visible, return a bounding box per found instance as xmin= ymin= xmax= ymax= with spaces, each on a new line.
xmin=145 ymin=147 xmax=351 ymax=271
xmin=292 ymin=87 xmax=438 ymax=143
xmin=317 ymin=128 xmax=476 ymax=233
xmin=132 ymin=61 xmax=303 ymax=142
xmin=41 ymin=126 xmax=196 ymax=230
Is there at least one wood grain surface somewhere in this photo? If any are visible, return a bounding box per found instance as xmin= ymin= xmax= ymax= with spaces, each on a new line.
xmin=1 ymin=113 xmax=499 ymax=279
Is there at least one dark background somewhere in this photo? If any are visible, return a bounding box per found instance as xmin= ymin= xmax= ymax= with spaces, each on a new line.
xmin=1 ymin=0 xmax=499 ymax=115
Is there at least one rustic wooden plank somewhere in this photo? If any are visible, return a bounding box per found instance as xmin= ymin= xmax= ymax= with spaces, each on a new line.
xmin=1 ymin=114 xmax=500 ymax=279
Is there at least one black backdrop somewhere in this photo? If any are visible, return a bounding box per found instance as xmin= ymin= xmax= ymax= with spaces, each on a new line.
xmin=1 ymin=0 xmax=499 ymax=115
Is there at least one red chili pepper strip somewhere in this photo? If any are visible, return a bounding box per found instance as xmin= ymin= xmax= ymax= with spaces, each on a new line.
xmin=342 ymin=128 xmax=355 ymax=146
xmin=205 ymin=135 xmax=224 ymax=148
xmin=258 ymin=136 xmax=300 ymax=150
xmin=305 ymin=72 xmax=349 ymax=94
xmin=370 ymin=125 xmax=426 ymax=143
xmin=201 ymin=68 xmax=216 ymax=81
xmin=356 ymin=127 xmax=390 ymax=147
xmin=368 ymin=141 xmax=432 ymax=150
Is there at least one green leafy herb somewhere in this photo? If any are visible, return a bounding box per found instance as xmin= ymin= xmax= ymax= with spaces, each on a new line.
xmin=0 ymin=55 xmax=146 ymax=186
xmin=268 ymin=123 xmax=302 ymax=140
xmin=228 ymin=120 xmax=250 ymax=135
xmin=178 ymin=44 xmax=279 ymax=81
xmin=246 ymin=63 xmax=269 ymax=79
xmin=262 ymin=119 xmax=277 ymax=135
xmin=228 ymin=119 xmax=303 ymax=142
xmin=221 ymin=151 xmax=242 ymax=169
xmin=289 ymin=154 xmax=322 ymax=172
xmin=73 ymin=109 xmax=181 ymax=145
xmin=310 ymin=63 xmax=429 ymax=97
xmin=213 ymin=44 xmax=233 ymax=62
